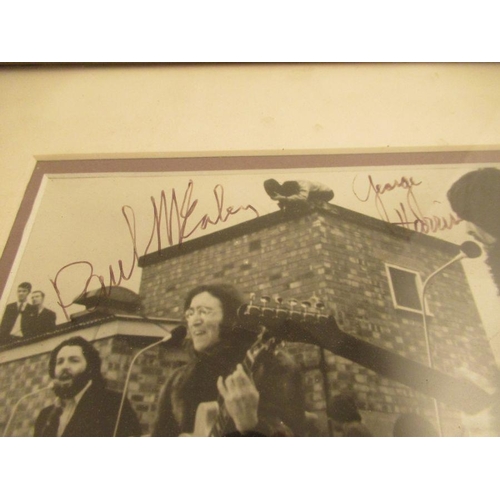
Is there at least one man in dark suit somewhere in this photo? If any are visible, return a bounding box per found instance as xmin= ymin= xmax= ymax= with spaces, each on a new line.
xmin=34 ymin=336 xmax=142 ymax=437
xmin=0 ymin=282 xmax=38 ymax=345
xmin=27 ymin=290 xmax=57 ymax=337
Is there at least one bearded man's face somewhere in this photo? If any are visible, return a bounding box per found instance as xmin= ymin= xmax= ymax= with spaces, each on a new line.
xmin=53 ymin=345 xmax=91 ymax=399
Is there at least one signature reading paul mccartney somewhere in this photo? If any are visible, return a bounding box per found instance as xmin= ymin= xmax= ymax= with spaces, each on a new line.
xmin=50 ymin=180 xmax=259 ymax=320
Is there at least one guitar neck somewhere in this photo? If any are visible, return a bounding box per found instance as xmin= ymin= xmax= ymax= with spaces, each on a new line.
xmin=320 ymin=325 xmax=493 ymax=414
xmin=237 ymin=300 xmax=494 ymax=416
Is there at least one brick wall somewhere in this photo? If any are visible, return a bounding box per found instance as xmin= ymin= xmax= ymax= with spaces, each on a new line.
xmin=3 ymin=206 xmax=492 ymax=437
xmin=0 ymin=333 xmax=187 ymax=437
xmin=139 ymin=207 xmax=497 ymax=436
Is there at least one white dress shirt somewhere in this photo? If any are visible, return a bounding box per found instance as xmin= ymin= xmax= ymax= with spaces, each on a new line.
xmin=10 ymin=302 xmax=27 ymax=337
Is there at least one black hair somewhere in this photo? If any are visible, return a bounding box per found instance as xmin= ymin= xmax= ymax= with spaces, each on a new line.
xmin=183 ymin=283 xmax=244 ymax=339
xmin=280 ymin=181 xmax=300 ymax=196
xmin=18 ymin=282 xmax=32 ymax=292
xmin=263 ymin=178 xmax=282 ymax=196
xmin=327 ymin=394 xmax=362 ymax=423
xmin=48 ymin=336 xmax=105 ymax=388
xmin=447 ymin=167 xmax=500 ymax=239
xmin=448 ymin=167 xmax=500 ymax=293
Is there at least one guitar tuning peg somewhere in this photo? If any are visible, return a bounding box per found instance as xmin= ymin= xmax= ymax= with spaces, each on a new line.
xmin=260 ymin=295 xmax=271 ymax=305
xmin=301 ymin=300 xmax=312 ymax=310
xmin=249 ymin=293 xmax=256 ymax=305
xmin=274 ymin=295 xmax=283 ymax=306
xmin=288 ymin=299 xmax=298 ymax=311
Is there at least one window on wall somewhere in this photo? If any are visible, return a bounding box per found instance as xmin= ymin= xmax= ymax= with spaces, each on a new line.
xmin=385 ymin=264 xmax=428 ymax=314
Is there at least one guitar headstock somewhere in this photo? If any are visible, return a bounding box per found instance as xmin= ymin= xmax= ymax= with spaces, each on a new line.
xmin=237 ymin=293 xmax=339 ymax=348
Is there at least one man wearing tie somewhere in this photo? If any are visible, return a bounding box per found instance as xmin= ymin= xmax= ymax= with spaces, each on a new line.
xmin=0 ymin=282 xmax=37 ymax=345
xmin=34 ymin=336 xmax=141 ymax=437
xmin=28 ymin=290 xmax=57 ymax=337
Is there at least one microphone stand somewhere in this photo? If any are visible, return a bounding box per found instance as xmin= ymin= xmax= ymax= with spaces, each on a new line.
xmin=112 ymin=320 xmax=174 ymax=437
xmin=420 ymin=251 xmax=468 ymax=437
xmin=3 ymin=385 xmax=53 ymax=437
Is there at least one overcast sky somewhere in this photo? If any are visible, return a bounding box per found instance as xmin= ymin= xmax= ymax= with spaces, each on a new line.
xmin=2 ymin=163 xmax=499 ymax=343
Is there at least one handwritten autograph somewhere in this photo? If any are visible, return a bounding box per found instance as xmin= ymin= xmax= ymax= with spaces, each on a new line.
xmin=352 ymin=174 xmax=461 ymax=234
xmin=50 ymin=181 xmax=259 ymax=320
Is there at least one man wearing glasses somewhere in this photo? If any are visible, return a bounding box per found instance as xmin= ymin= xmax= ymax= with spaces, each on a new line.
xmin=152 ymin=283 xmax=307 ymax=436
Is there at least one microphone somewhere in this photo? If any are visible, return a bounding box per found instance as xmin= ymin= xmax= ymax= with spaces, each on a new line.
xmin=112 ymin=322 xmax=184 ymax=437
xmin=3 ymin=383 xmax=54 ymax=437
xmin=420 ymin=240 xmax=483 ymax=436
xmin=423 ymin=241 xmax=482 ymax=294
xmin=459 ymin=240 xmax=482 ymax=259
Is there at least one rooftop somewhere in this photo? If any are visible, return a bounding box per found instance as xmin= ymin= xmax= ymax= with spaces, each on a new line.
xmin=138 ymin=203 xmax=460 ymax=267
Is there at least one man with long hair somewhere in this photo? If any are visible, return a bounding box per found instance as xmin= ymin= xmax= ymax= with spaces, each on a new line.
xmin=152 ymin=283 xmax=307 ymax=436
xmin=447 ymin=167 xmax=500 ymax=293
xmin=448 ymin=167 xmax=500 ymax=436
xmin=34 ymin=336 xmax=141 ymax=437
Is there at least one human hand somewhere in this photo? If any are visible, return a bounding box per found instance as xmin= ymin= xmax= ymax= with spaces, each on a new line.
xmin=217 ymin=364 xmax=259 ymax=433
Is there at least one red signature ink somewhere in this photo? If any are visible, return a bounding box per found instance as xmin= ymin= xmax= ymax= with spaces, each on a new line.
xmin=393 ymin=201 xmax=462 ymax=234
xmin=142 ymin=180 xmax=259 ymax=253
xmin=50 ymin=181 xmax=259 ymax=320
xmin=352 ymin=174 xmax=423 ymax=222
xmin=352 ymin=174 xmax=461 ymax=234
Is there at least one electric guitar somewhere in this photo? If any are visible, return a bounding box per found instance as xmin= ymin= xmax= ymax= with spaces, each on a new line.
xmin=189 ymin=326 xmax=279 ymax=437
xmin=190 ymin=293 xmax=493 ymax=436
xmin=235 ymin=294 xmax=494 ymax=415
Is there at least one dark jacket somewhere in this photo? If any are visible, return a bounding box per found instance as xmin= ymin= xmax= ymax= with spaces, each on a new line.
xmin=0 ymin=302 xmax=38 ymax=345
xmin=24 ymin=307 xmax=57 ymax=337
xmin=34 ymin=384 xmax=142 ymax=437
xmin=152 ymin=335 xmax=306 ymax=437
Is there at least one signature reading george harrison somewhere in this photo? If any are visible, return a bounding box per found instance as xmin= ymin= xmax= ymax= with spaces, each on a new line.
xmin=152 ymin=284 xmax=307 ymax=437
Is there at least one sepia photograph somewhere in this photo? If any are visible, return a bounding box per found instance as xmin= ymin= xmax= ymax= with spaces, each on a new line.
xmin=1 ymin=153 xmax=500 ymax=438
xmin=2 ymin=62 xmax=500 ymax=499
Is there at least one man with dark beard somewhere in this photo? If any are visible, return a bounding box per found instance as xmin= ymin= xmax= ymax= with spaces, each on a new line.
xmin=34 ymin=336 xmax=141 ymax=437
xmin=447 ymin=167 xmax=500 ymax=293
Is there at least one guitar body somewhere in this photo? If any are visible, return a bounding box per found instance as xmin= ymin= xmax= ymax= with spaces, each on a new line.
xmin=189 ymin=401 xmax=220 ymax=437
xmin=182 ymin=292 xmax=494 ymax=437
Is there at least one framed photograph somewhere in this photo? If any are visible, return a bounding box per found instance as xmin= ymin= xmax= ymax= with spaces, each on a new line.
xmin=1 ymin=150 xmax=500 ymax=438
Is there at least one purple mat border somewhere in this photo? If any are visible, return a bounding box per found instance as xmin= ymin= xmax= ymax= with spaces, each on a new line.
xmin=2 ymin=149 xmax=500 ymax=299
